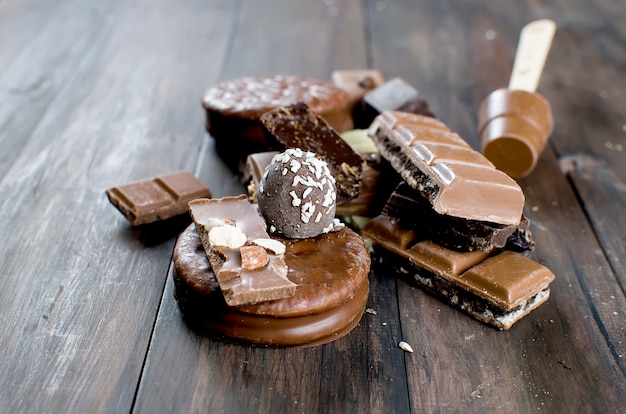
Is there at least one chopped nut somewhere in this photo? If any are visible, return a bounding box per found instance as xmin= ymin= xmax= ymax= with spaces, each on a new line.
xmin=340 ymin=162 xmax=359 ymax=178
xmin=399 ymin=341 xmax=414 ymax=353
xmin=240 ymin=245 xmax=269 ymax=270
xmin=252 ymin=238 xmax=286 ymax=255
xmin=208 ymin=225 xmax=247 ymax=248
xmin=365 ymin=308 xmax=378 ymax=315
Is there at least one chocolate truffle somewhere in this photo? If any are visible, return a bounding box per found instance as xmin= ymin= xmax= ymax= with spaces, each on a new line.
xmin=257 ymin=149 xmax=337 ymax=239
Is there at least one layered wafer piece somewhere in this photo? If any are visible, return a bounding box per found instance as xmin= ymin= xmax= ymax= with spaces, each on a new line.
xmin=362 ymin=216 xmax=554 ymax=330
xmin=369 ymin=111 xmax=525 ymax=226
xmin=382 ymin=182 xmax=534 ymax=253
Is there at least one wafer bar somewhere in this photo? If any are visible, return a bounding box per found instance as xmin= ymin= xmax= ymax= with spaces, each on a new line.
xmin=260 ymin=101 xmax=363 ymax=204
xmin=106 ymin=171 xmax=212 ymax=226
xmin=189 ymin=195 xmax=296 ymax=307
xmin=369 ymin=111 xmax=525 ymax=226
xmin=362 ymin=216 xmax=554 ymax=329
xmin=383 ymin=182 xmax=534 ymax=252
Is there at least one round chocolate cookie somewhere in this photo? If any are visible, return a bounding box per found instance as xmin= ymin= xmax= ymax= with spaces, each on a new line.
xmin=202 ymin=75 xmax=353 ymax=171
xmin=257 ymin=149 xmax=336 ymax=239
xmin=173 ymin=224 xmax=370 ymax=347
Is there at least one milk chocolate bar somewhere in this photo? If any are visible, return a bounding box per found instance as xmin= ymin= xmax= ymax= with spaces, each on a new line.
xmin=362 ymin=216 xmax=554 ymax=329
xmin=354 ymin=78 xmax=435 ymax=128
xmin=260 ymin=102 xmax=362 ymax=204
xmin=369 ymin=111 xmax=525 ymax=226
xmin=189 ymin=195 xmax=296 ymax=307
xmin=106 ymin=171 xmax=212 ymax=226
xmin=331 ymin=69 xmax=385 ymax=113
xmin=382 ymin=182 xmax=534 ymax=252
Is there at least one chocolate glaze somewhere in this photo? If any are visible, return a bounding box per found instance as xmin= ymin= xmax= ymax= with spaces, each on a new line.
xmin=173 ymin=224 xmax=370 ymax=346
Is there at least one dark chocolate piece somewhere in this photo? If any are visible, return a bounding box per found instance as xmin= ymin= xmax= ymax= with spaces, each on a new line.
xmin=362 ymin=216 xmax=554 ymax=330
xmin=106 ymin=171 xmax=212 ymax=226
xmin=382 ymin=182 xmax=534 ymax=252
xmin=260 ymin=102 xmax=363 ymax=204
xmin=189 ymin=195 xmax=296 ymax=307
xmin=354 ymin=77 xmax=435 ymax=128
xmin=369 ymin=110 xmax=525 ymax=225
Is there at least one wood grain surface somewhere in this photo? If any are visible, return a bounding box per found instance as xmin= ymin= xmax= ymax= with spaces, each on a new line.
xmin=0 ymin=0 xmax=624 ymax=413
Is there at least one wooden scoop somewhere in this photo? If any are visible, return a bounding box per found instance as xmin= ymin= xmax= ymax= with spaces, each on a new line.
xmin=508 ymin=19 xmax=556 ymax=92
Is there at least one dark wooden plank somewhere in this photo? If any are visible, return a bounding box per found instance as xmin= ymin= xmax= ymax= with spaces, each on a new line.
xmin=0 ymin=0 xmax=238 ymax=412
xmin=0 ymin=0 xmax=121 ymax=179
xmin=366 ymin=0 xmax=626 ymax=412
xmin=134 ymin=1 xmax=411 ymax=413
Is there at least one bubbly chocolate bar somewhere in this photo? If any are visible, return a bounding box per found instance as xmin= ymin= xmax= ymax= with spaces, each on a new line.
xmin=189 ymin=195 xmax=296 ymax=307
xmin=382 ymin=182 xmax=535 ymax=252
xmin=369 ymin=111 xmax=525 ymax=226
xmin=354 ymin=78 xmax=435 ymax=128
xmin=260 ymin=102 xmax=362 ymax=204
xmin=362 ymin=216 xmax=554 ymax=330
xmin=106 ymin=171 xmax=212 ymax=226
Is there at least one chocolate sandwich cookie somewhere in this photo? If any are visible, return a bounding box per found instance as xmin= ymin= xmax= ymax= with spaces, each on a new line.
xmin=202 ymin=75 xmax=353 ymax=172
xmin=362 ymin=216 xmax=554 ymax=330
xmin=173 ymin=224 xmax=370 ymax=347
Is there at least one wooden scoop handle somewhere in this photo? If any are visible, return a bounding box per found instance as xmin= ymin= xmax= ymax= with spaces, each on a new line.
xmin=508 ymin=19 xmax=556 ymax=92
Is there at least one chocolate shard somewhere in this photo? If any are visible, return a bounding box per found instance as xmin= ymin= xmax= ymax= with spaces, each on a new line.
xmin=106 ymin=171 xmax=212 ymax=226
xmin=353 ymin=77 xmax=435 ymax=129
xmin=260 ymin=101 xmax=363 ymax=204
xmin=369 ymin=110 xmax=525 ymax=226
xmin=362 ymin=215 xmax=555 ymax=330
xmin=189 ymin=195 xmax=296 ymax=307
xmin=382 ymin=182 xmax=534 ymax=253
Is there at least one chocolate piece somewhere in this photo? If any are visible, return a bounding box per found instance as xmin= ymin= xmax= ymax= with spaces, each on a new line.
xmin=354 ymin=77 xmax=435 ymax=128
xmin=382 ymin=182 xmax=534 ymax=252
xmin=189 ymin=196 xmax=296 ymax=307
xmin=479 ymin=88 xmax=554 ymax=178
xmin=202 ymin=75 xmax=354 ymax=172
xmin=260 ymin=102 xmax=363 ymax=204
xmin=362 ymin=216 xmax=554 ymax=330
xmin=105 ymin=171 xmax=211 ymax=226
xmin=173 ymin=224 xmax=370 ymax=346
xmin=370 ymin=111 xmax=525 ymax=226
xmin=257 ymin=149 xmax=337 ymax=239
xmin=245 ymin=151 xmax=279 ymax=203
xmin=331 ymin=69 xmax=385 ymax=112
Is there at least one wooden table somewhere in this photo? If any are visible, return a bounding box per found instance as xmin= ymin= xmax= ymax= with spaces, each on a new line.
xmin=1 ymin=1 xmax=624 ymax=412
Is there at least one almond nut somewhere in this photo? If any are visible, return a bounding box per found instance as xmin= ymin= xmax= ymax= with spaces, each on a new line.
xmin=240 ymin=245 xmax=269 ymax=270
xmin=208 ymin=225 xmax=247 ymax=248
xmin=251 ymin=238 xmax=286 ymax=255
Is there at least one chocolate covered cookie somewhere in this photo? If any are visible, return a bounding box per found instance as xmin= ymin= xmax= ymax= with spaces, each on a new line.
xmin=173 ymin=224 xmax=370 ymax=346
xmin=202 ymin=75 xmax=353 ymax=172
